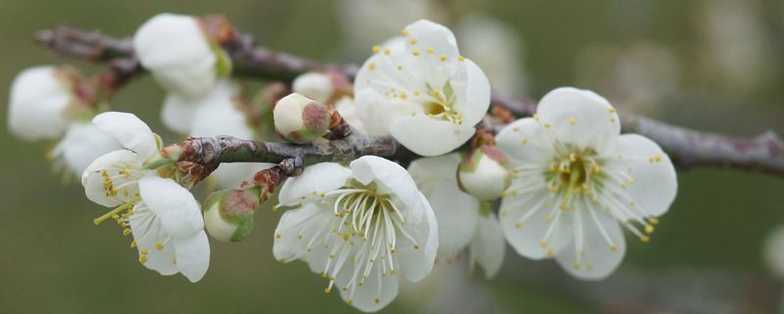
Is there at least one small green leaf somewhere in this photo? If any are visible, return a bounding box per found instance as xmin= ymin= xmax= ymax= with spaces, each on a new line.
xmin=212 ymin=44 xmax=233 ymax=77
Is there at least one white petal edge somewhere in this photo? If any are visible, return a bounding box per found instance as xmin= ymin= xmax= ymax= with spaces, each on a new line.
xmin=555 ymin=210 xmax=626 ymax=280
xmin=81 ymin=149 xmax=144 ymax=207
xmin=470 ymin=214 xmax=506 ymax=279
xmin=92 ymin=112 xmax=158 ymax=160
xmin=174 ymin=231 xmax=211 ymax=283
xmin=350 ymin=155 xmax=420 ymax=211
xmin=495 ymin=118 xmax=555 ymax=165
xmin=390 ymin=114 xmax=476 ymax=157
xmin=609 ymin=134 xmax=677 ymax=217
xmin=536 ymin=87 xmax=620 ymax=153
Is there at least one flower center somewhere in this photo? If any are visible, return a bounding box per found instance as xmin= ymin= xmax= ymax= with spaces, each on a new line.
xmin=423 ymin=81 xmax=462 ymax=124
xmin=545 ymin=148 xmax=602 ymax=209
xmin=317 ymin=180 xmax=419 ymax=303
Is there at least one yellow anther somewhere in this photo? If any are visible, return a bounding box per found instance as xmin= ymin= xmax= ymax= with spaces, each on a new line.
xmin=141 ymin=248 xmax=149 ymax=255
xmin=412 ymin=49 xmax=420 ymax=56
xmin=138 ymin=255 xmax=148 ymax=264
xmin=608 ymin=107 xmax=616 ymax=113
xmin=155 ymin=242 xmax=164 ymax=250
xmin=640 ymin=235 xmax=650 ymax=243
xmin=383 ymin=48 xmax=391 ymax=55
xmin=122 ymin=228 xmax=131 ymax=236
xmin=539 ymin=239 xmax=547 ymax=248
xmin=521 ymin=138 xmax=529 ymax=144
xmin=426 ymin=47 xmax=434 ymax=54
xmin=439 ymin=54 xmax=447 ymax=62
xmin=409 ymin=38 xmax=417 ymax=45
xmin=546 ymin=248 xmax=555 ymax=257
xmin=569 ymin=153 xmax=577 ymax=162
xmin=458 ymin=55 xmax=465 ymax=61
xmin=372 ymin=46 xmax=380 ymax=53
xmin=648 ymin=217 xmax=659 ymax=225
xmin=368 ymin=63 xmax=376 ymax=71
xmin=515 ymin=223 xmax=523 ymax=230
xmin=609 ymin=244 xmax=618 ymax=252
xmin=130 ymin=241 xmax=137 ymax=248
xmin=568 ymin=117 xmax=576 ymax=125
xmin=544 ymin=123 xmax=552 ymax=128
xmin=275 ymin=233 xmax=281 ymax=239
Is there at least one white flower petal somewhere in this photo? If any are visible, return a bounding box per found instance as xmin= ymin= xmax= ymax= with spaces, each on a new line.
xmin=7 ymin=66 xmax=72 ymax=140
xmin=278 ymin=162 xmax=352 ymax=206
xmin=81 ymin=149 xmax=145 ymax=207
xmin=138 ymin=177 xmax=203 ymax=239
xmin=272 ymin=203 xmax=331 ymax=262
xmin=537 ymin=87 xmax=620 ymax=152
xmin=337 ymin=262 xmax=399 ymax=312
xmin=128 ymin=205 xmax=178 ymax=276
xmin=161 ymin=93 xmax=200 ymax=134
xmin=456 ymin=58 xmax=491 ymax=125
xmin=335 ymin=97 xmax=366 ymax=135
xmin=395 ymin=193 xmax=438 ymax=282
xmin=495 ymin=118 xmax=554 ymax=165
xmin=499 ymin=192 xmax=572 ymax=259
xmin=470 ymin=214 xmax=506 ymax=279
xmin=609 ymin=134 xmax=677 ymax=216
xmin=92 ymin=112 xmax=158 ymax=160
xmin=407 ymin=154 xmax=462 ymax=192
xmin=390 ymin=114 xmax=476 ymax=157
xmin=428 ymin=179 xmax=479 ymax=259
xmin=350 ymin=156 xmax=420 ymax=210
xmin=403 ymin=20 xmax=459 ymax=58
xmin=354 ymin=89 xmax=413 ymax=137
xmin=53 ymin=123 xmax=122 ymax=176
xmin=173 ymin=231 xmax=211 ymax=282
xmin=134 ymin=13 xmax=217 ymax=98
xmin=555 ymin=210 xmax=626 ymax=280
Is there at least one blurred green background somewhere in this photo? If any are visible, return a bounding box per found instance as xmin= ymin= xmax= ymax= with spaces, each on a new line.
xmin=1 ymin=0 xmax=783 ymax=313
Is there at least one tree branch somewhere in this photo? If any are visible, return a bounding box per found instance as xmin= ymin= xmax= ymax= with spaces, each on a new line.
xmin=34 ymin=25 xmax=784 ymax=178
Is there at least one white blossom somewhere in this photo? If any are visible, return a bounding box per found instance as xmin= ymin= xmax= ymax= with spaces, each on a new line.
xmin=293 ymin=72 xmax=334 ymax=104
xmin=496 ymin=87 xmax=677 ymax=280
xmin=81 ymin=112 xmax=161 ymax=208
xmin=7 ymin=66 xmax=75 ymax=141
xmin=354 ymin=20 xmax=491 ymax=156
xmin=50 ymin=122 xmax=122 ymax=177
xmin=273 ymin=156 xmax=438 ymax=312
xmin=134 ymin=13 xmax=219 ymax=98
xmin=408 ymin=153 xmax=505 ymax=278
xmin=93 ymin=176 xmax=210 ymax=282
xmin=188 ymin=83 xmax=274 ymax=189
xmin=458 ymin=146 xmax=511 ymax=201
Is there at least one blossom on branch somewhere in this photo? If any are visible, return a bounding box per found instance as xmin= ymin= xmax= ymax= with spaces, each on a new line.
xmin=354 ymin=20 xmax=491 ymax=156
xmin=408 ymin=153 xmax=505 ymax=278
xmin=496 ymin=87 xmax=677 ymax=280
xmin=50 ymin=122 xmax=121 ymax=177
xmin=272 ymin=156 xmax=438 ymax=312
xmin=134 ymin=13 xmax=230 ymax=99
xmin=7 ymin=66 xmax=80 ymax=140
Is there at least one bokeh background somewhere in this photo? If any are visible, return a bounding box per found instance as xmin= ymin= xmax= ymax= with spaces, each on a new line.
xmin=1 ymin=0 xmax=784 ymax=313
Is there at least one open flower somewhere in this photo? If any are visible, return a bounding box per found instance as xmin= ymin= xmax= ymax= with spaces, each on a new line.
xmin=354 ymin=20 xmax=491 ymax=156
xmin=408 ymin=153 xmax=505 ymax=278
xmin=93 ymin=176 xmax=210 ymax=282
xmin=495 ymin=87 xmax=677 ymax=280
xmin=50 ymin=122 xmax=122 ymax=177
xmin=7 ymin=66 xmax=76 ymax=141
xmin=81 ymin=112 xmax=161 ymax=208
xmin=134 ymin=13 xmax=224 ymax=98
xmin=272 ymin=156 xmax=438 ymax=312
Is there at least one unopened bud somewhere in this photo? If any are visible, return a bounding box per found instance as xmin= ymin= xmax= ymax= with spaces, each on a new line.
xmin=458 ymin=145 xmax=510 ymax=201
xmin=273 ymin=93 xmax=331 ymax=143
xmin=292 ymin=72 xmax=333 ymax=104
xmin=8 ymin=66 xmax=79 ymax=141
xmin=203 ymin=188 xmax=259 ymax=242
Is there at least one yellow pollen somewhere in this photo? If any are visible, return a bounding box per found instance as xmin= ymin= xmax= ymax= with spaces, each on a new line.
xmin=368 ymin=63 xmax=376 ymax=71
xmin=539 ymin=240 xmax=547 ymax=248
xmin=122 ymin=228 xmax=131 ymax=236
xmin=439 ymin=54 xmax=447 ymax=62
xmin=609 ymin=244 xmax=619 ymax=252
xmin=372 ymin=46 xmax=380 ymax=53
xmin=458 ymin=55 xmax=465 ymax=61
xmin=383 ymin=48 xmax=391 ymax=55
xmin=426 ymin=47 xmax=434 ymax=54
xmin=640 ymin=235 xmax=650 ymax=243
xmin=130 ymin=241 xmax=136 ymax=248
xmin=568 ymin=117 xmax=576 ymax=125
xmin=275 ymin=233 xmax=281 ymax=239
xmin=138 ymin=255 xmax=148 ymax=264
xmin=648 ymin=217 xmax=659 ymax=224
xmin=409 ymin=38 xmax=417 ymax=45
xmin=644 ymin=224 xmax=655 ymax=234
xmin=155 ymin=242 xmax=164 ymax=250
xmin=401 ymin=30 xmax=409 ymax=36
xmin=412 ymin=49 xmax=420 ymax=56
